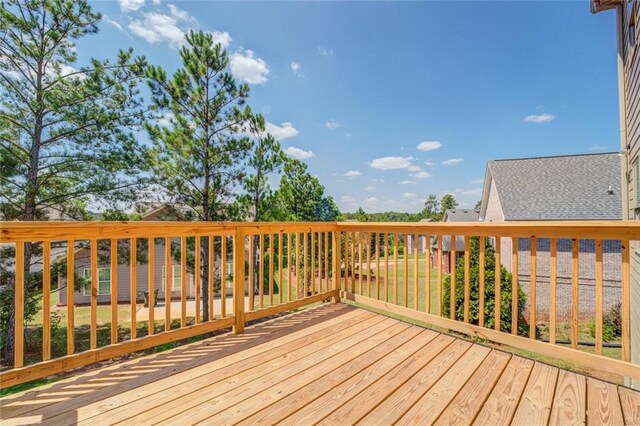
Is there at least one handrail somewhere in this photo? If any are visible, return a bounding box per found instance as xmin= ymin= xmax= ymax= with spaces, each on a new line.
xmin=0 ymin=220 xmax=638 ymax=388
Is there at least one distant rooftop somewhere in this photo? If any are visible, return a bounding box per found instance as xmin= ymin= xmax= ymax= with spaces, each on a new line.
xmin=483 ymin=152 xmax=622 ymax=221
xmin=443 ymin=209 xmax=480 ymax=222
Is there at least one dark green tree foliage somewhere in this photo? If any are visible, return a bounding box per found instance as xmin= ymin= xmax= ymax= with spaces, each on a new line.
xmin=146 ymin=30 xmax=254 ymax=320
xmin=442 ymin=237 xmax=528 ymax=335
xmin=422 ymin=194 xmax=439 ymax=217
xmin=0 ymin=0 xmax=148 ymax=222
xmin=146 ymin=30 xmax=253 ymax=222
xmin=277 ymin=159 xmax=325 ymax=221
xmin=240 ymin=114 xmax=286 ymax=222
xmin=0 ymin=0 xmax=147 ymax=366
xmin=440 ymin=194 xmax=459 ymax=213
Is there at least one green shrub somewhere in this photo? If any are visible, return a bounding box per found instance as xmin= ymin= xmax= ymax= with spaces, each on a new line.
xmin=442 ymin=237 xmax=529 ymax=336
xmin=588 ymin=302 xmax=622 ymax=342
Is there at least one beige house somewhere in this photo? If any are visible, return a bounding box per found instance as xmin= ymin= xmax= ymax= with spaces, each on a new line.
xmin=478 ymin=153 xmax=623 ymax=320
xmin=57 ymin=205 xmax=235 ymax=306
xmin=592 ymin=0 xmax=640 ymax=388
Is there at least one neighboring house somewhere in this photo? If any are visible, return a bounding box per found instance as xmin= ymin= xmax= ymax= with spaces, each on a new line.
xmin=430 ymin=209 xmax=480 ymax=273
xmin=407 ymin=218 xmax=434 ymax=255
xmin=592 ymin=0 xmax=640 ymax=388
xmin=478 ymin=153 xmax=623 ymax=321
xmin=57 ymin=205 xmax=237 ymax=306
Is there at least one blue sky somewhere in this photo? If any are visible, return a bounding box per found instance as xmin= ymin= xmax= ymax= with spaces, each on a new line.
xmin=86 ymin=0 xmax=619 ymax=213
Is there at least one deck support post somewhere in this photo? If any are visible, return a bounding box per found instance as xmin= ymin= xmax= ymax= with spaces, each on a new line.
xmin=332 ymin=230 xmax=341 ymax=303
xmin=234 ymin=226 xmax=246 ymax=334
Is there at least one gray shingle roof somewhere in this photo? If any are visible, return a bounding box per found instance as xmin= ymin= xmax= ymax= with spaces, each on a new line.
xmin=444 ymin=209 xmax=480 ymax=222
xmin=487 ymin=153 xmax=622 ymax=220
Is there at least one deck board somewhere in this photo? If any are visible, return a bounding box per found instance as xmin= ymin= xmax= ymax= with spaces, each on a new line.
xmin=1 ymin=303 xmax=639 ymax=425
xmin=473 ymin=356 xmax=534 ymax=425
xmin=586 ymin=377 xmax=624 ymax=425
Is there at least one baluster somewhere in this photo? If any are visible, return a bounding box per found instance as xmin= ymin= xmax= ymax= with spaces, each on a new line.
xmin=450 ymin=234 xmax=456 ymax=320
xmin=571 ymin=238 xmax=578 ymax=348
xmin=90 ymin=239 xmax=97 ymax=348
xmin=67 ymin=240 xmax=75 ymax=354
xmin=425 ymin=234 xmax=431 ymax=314
xmin=148 ymin=238 xmax=155 ymax=334
xmin=464 ymin=236 xmax=470 ymax=323
xmin=42 ymin=241 xmax=51 ymax=361
xmin=549 ymin=238 xmax=557 ymax=344
xmin=437 ymin=235 xmax=443 ymax=316
xmin=413 ymin=233 xmax=418 ymax=310
xmin=595 ymin=239 xmax=603 ymax=355
xmin=14 ymin=242 xmax=24 ymax=368
xmin=494 ymin=237 xmax=501 ymax=332
xmin=479 ymin=237 xmax=485 ymax=328
xmin=194 ymin=236 xmax=200 ymax=324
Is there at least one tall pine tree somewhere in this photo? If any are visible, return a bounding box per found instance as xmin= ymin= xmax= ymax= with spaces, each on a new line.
xmin=146 ymin=30 xmax=254 ymax=320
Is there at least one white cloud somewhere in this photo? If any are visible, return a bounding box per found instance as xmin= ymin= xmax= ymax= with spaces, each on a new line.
xmin=369 ymin=156 xmax=413 ymax=171
xmin=524 ymin=113 xmax=554 ymax=123
xmin=119 ymin=0 xmax=145 ymax=12
xmin=128 ymin=12 xmax=187 ymax=48
xmin=291 ymin=61 xmax=300 ymax=75
xmin=265 ymin=122 xmax=299 ymax=140
xmin=103 ymin=15 xmax=126 ymax=33
xmin=340 ymin=196 xmax=356 ymax=204
xmin=413 ymin=171 xmax=433 ymax=179
xmin=230 ymin=49 xmax=269 ymax=85
xmin=402 ymin=192 xmax=417 ymax=199
xmin=284 ymin=147 xmax=314 ymax=160
xmin=167 ymin=4 xmax=195 ymax=22
xmin=318 ymin=47 xmax=333 ymax=56
xmin=364 ymin=197 xmax=378 ymax=205
xmin=401 ymin=180 xmax=416 ymax=185
xmin=371 ymin=178 xmax=385 ymax=183
xmin=454 ymin=187 xmax=483 ymax=196
xmin=424 ymin=161 xmax=436 ymax=167
xmin=407 ymin=165 xmax=421 ymax=172
xmin=345 ymin=132 xmax=352 ymax=137
xmin=589 ymin=146 xmax=606 ymax=151
xmin=442 ymin=158 xmax=464 ymax=166
xmin=325 ymin=120 xmax=340 ymax=130
xmin=210 ymin=31 xmax=232 ymax=49
xmin=417 ymin=140 xmax=442 ymax=152
xmin=470 ymin=178 xmax=484 ymax=184
xmin=365 ymin=186 xmax=376 ymax=191
xmin=343 ymin=170 xmax=362 ymax=177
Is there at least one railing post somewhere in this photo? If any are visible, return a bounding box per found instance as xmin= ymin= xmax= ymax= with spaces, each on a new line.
xmin=332 ymin=228 xmax=341 ymax=303
xmin=234 ymin=226 xmax=246 ymax=334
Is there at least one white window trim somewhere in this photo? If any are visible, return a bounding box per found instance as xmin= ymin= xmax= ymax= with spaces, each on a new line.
xmin=82 ymin=268 xmax=111 ymax=296
xmin=162 ymin=265 xmax=182 ymax=292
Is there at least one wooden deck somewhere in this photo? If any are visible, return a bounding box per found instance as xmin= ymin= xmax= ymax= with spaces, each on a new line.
xmin=1 ymin=303 xmax=639 ymax=425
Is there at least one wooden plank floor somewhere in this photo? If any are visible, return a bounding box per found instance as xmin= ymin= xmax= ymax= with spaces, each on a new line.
xmin=1 ymin=303 xmax=639 ymax=425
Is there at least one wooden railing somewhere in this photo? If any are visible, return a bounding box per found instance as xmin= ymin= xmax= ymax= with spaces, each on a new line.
xmin=0 ymin=222 xmax=340 ymax=388
xmin=1 ymin=220 xmax=639 ymax=388
xmin=335 ymin=221 xmax=640 ymax=382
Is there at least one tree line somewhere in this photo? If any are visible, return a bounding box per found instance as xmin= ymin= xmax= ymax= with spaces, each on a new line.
xmin=342 ymin=193 xmax=464 ymax=222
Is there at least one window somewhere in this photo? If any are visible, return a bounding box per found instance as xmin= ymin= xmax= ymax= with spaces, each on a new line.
xmin=162 ymin=265 xmax=182 ymax=292
xmin=82 ymin=268 xmax=111 ymax=296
